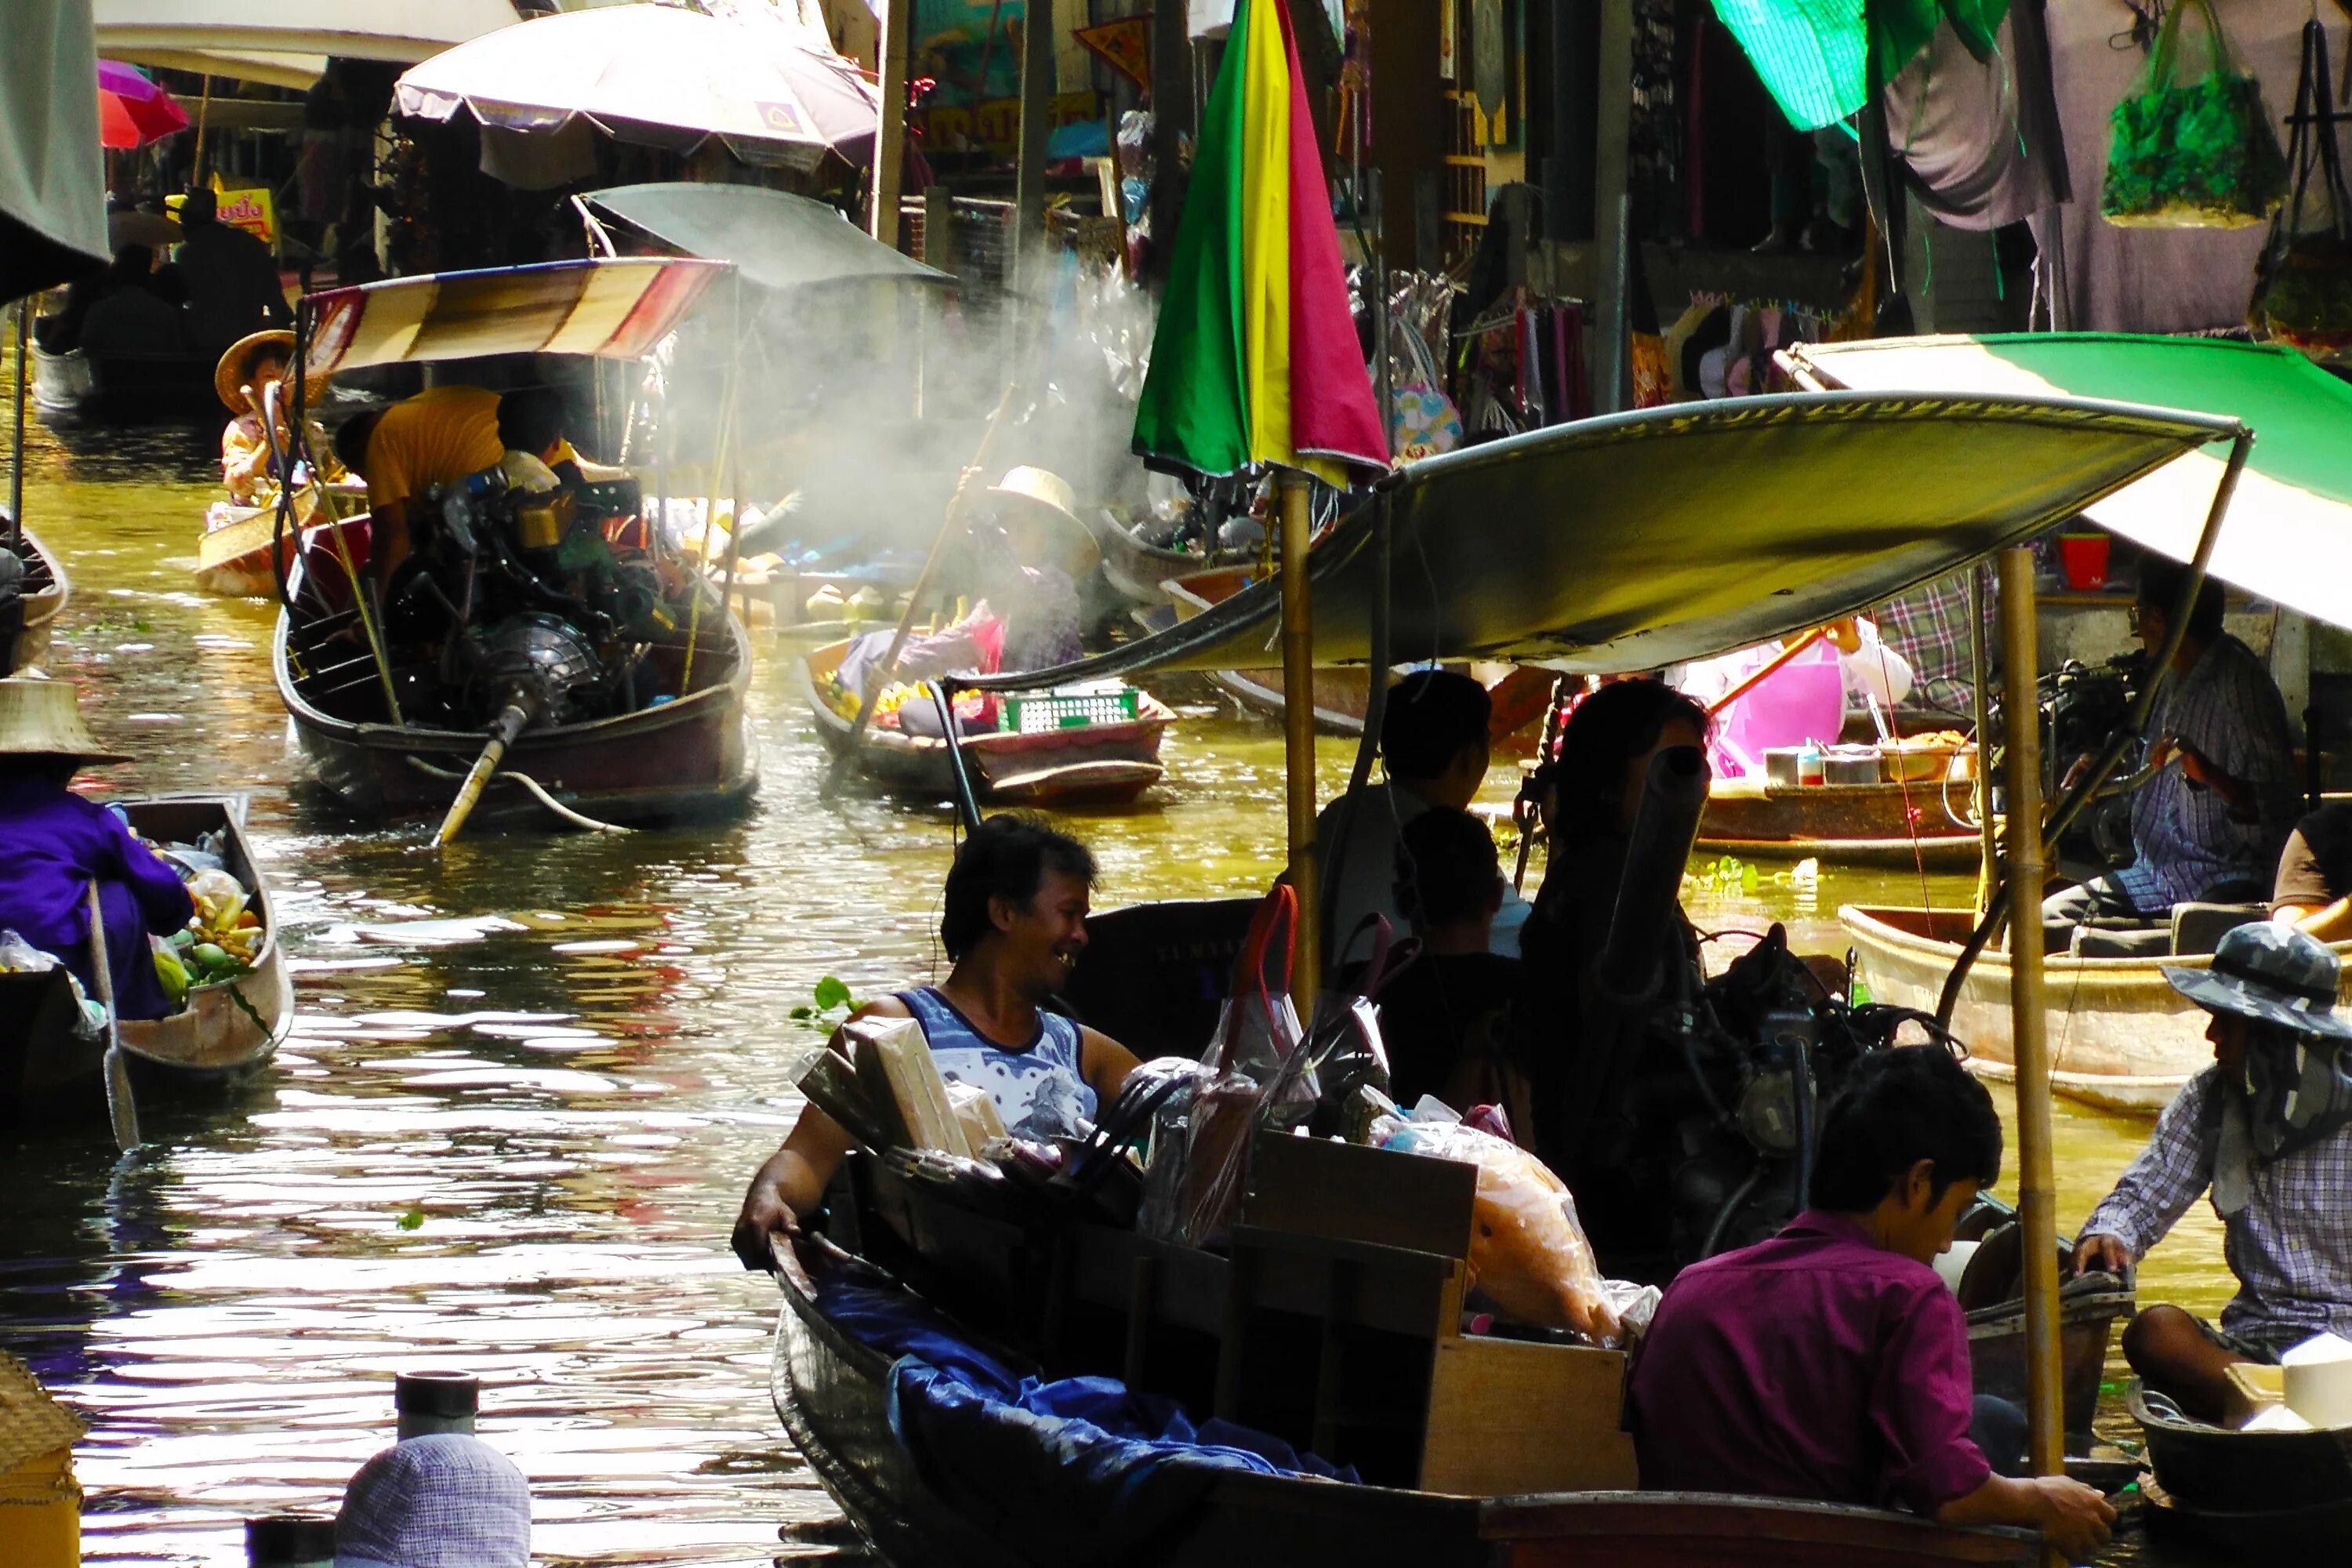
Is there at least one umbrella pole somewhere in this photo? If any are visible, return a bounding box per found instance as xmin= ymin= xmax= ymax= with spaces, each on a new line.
xmin=1279 ymin=470 xmax=1319 ymax=1011
xmin=9 ymin=301 xmax=25 ymax=551
xmin=1996 ymin=545 xmax=2064 ymax=1487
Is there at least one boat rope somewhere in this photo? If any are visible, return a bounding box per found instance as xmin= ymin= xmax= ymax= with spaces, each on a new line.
xmin=402 ymin=755 xmax=631 ymax=836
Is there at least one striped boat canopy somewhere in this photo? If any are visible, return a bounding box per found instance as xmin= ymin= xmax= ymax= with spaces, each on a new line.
xmin=300 ymin=257 xmax=727 ymax=375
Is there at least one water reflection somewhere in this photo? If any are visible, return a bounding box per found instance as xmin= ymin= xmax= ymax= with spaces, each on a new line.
xmin=1 ymin=357 xmax=2228 ymax=1564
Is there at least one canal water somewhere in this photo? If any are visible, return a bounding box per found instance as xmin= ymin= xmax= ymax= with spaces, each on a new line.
xmin=2 ymin=375 xmax=2234 ymax=1565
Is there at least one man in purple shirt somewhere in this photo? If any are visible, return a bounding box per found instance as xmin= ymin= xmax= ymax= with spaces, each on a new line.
xmin=0 ymin=679 xmax=193 ymax=1018
xmin=1627 ymin=1046 xmax=2114 ymax=1562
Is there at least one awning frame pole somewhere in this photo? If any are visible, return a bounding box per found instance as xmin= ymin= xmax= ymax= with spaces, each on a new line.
xmin=1997 ymin=545 xmax=2066 ymax=1490
xmin=1279 ymin=470 xmax=1320 ymax=1011
xmin=1936 ymin=427 xmax=2253 ymax=1027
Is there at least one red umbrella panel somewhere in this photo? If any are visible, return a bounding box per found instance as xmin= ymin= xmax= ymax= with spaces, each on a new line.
xmin=97 ymin=60 xmax=190 ymax=151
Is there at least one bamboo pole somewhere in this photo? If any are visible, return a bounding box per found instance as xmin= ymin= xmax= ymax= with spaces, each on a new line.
xmin=1997 ymin=545 xmax=2066 ymax=1490
xmin=869 ymin=0 xmax=909 ymax=249
xmin=1278 ymin=471 xmax=1320 ymax=1010
xmin=9 ymin=303 xmax=26 ymax=551
xmin=1969 ymin=567 xmax=1996 ymax=918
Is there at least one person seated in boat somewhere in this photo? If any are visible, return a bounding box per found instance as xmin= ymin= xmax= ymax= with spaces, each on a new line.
xmin=1674 ymin=615 xmax=1915 ymax=779
xmin=2072 ymin=923 xmax=2352 ymax=1426
xmin=172 ymin=187 xmax=292 ymax=356
xmin=968 ymin=466 xmax=1094 ymax=674
xmin=34 ymin=244 xmax=164 ymax=354
xmin=729 ymin=815 xmax=1143 ymax=1265
xmin=2271 ymin=800 xmax=2352 ymax=944
xmin=1318 ymin=670 xmax=1529 ymax=969
xmin=334 ymin=385 xmax=583 ymax=589
xmin=2042 ymin=561 xmax=2297 ymax=952
xmin=72 ymin=245 xmax=191 ymax=361
xmin=1364 ymin=806 xmax=1529 ymax=1130
xmin=212 ymin=331 xmax=342 ymax=508
xmin=1628 ymin=1046 xmax=2117 ymax=1562
xmin=1873 ymin=568 xmax=1990 ymax=719
xmin=0 ymin=679 xmax=194 ymax=1021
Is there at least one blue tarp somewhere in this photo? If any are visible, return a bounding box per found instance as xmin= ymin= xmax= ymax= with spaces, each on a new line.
xmin=815 ymin=1275 xmax=1356 ymax=1562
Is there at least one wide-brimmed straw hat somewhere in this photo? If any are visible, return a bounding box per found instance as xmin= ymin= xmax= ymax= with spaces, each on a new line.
xmin=0 ymin=678 xmax=131 ymax=765
xmin=2164 ymin=922 xmax=2352 ymax=1041
xmin=214 ymin=330 xmax=328 ymax=416
xmin=983 ymin=466 xmax=1098 ymax=574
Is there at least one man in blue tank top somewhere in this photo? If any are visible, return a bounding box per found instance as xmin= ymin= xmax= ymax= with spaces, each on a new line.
xmin=733 ymin=815 xmax=1143 ymax=1266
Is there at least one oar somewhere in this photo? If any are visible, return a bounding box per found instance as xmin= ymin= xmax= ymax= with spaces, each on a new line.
xmin=84 ymin=884 xmax=141 ymax=1152
xmin=433 ymin=702 xmax=532 ymax=848
xmin=1701 ymin=625 xmax=1828 ymax=719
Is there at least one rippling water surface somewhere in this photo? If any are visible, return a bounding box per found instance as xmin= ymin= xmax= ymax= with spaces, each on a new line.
xmin=1 ymin=359 xmax=2232 ymax=1566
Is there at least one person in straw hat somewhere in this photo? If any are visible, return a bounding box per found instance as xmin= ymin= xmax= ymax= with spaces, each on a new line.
xmin=967 ymin=466 xmax=1099 ymax=674
xmin=2074 ymin=921 xmax=2352 ymax=1425
xmin=214 ymin=329 xmax=342 ymax=508
xmin=0 ymin=679 xmax=191 ymax=1021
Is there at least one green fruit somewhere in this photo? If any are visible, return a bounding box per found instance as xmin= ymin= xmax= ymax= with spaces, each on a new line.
xmin=191 ymin=942 xmax=230 ymax=971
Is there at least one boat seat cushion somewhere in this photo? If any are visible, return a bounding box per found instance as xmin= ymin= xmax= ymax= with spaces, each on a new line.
xmin=2170 ymin=902 xmax=2266 ymax=958
xmin=2070 ymin=924 xmax=2171 ymax=959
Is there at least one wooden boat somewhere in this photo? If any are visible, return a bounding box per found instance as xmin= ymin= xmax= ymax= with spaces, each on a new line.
xmin=804 ymin=637 xmax=1173 ymax=806
xmin=1697 ymin=776 xmax=1984 ymax=869
xmin=1163 ymin=567 xmax=1552 ymax=740
xmin=31 ymin=340 xmax=218 ymax=423
xmin=1076 ymin=510 xmax=1250 ymax=609
xmin=10 ymin=527 xmax=67 ymax=673
xmin=0 ymin=796 xmax=292 ymax=1128
xmin=1839 ymin=905 xmax=2352 ymax=1114
xmin=194 ymin=493 xmax=369 ymax=599
xmin=2131 ymin=1381 xmax=2352 ymax=1554
xmin=768 ymin=1234 xmax=2038 ymax=1568
xmin=276 ymin=563 xmax=759 ymax=827
xmin=1950 ymin=1198 xmax=2133 ymax=1454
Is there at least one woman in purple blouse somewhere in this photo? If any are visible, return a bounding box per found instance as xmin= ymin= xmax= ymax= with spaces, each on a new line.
xmin=0 ymin=679 xmax=193 ymax=1019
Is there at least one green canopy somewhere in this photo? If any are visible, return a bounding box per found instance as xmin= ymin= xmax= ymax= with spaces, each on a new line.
xmin=1791 ymin=335 xmax=2352 ymax=630
xmin=963 ymin=390 xmax=2235 ymax=688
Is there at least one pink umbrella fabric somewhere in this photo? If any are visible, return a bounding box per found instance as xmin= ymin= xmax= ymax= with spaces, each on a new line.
xmin=97 ymin=60 xmax=188 ymax=150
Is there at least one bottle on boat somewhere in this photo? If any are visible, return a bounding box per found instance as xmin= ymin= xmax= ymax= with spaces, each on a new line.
xmin=394 ymin=1370 xmax=478 ymax=1439
xmin=244 ymin=1513 xmax=336 ymax=1567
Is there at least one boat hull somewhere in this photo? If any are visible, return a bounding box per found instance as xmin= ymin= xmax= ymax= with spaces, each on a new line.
xmin=803 ymin=641 xmax=1171 ymax=807
xmin=1698 ymin=778 xmax=1982 ymax=869
xmin=768 ymin=1240 xmax=2035 ymax=1568
xmin=195 ymin=499 xmax=369 ymax=600
xmin=1838 ymin=905 xmax=2352 ymax=1114
xmin=10 ymin=528 xmax=68 ymax=673
xmin=32 ymin=342 xmax=217 ymax=423
xmin=2132 ymin=1382 xmax=2352 ymax=1552
xmin=276 ymin=576 xmax=759 ymax=828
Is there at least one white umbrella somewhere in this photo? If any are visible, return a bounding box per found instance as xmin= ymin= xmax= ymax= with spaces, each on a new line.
xmin=394 ymin=2 xmax=880 ymax=165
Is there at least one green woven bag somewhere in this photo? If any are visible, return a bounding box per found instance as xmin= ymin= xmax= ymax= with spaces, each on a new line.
xmin=2101 ymin=0 xmax=2288 ymax=229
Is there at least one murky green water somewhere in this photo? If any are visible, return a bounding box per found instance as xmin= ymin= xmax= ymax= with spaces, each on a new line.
xmin=1 ymin=360 xmax=2233 ymax=1564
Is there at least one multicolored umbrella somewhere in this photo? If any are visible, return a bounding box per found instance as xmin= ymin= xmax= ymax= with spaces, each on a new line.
xmin=1132 ymin=0 xmax=1387 ymax=486
xmin=96 ymin=60 xmax=188 ymax=150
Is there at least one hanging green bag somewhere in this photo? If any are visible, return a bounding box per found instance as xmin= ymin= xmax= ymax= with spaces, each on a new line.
xmin=2100 ymin=0 xmax=2289 ymax=228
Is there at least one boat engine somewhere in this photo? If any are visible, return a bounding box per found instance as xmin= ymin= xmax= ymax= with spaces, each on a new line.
xmin=459 ymin=612 xmax=608 ymax=733
xmin=1991 ymin=653 xmax=2143 ymax=866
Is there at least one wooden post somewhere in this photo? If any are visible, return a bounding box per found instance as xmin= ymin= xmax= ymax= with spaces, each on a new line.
xmin=1997 ymin=545 xmax=2065 ymax=1489
xmin=1279 ymin=471 xmax=1320 ymax=1010
xmin=1146 ymin=0 xmax=1193 ymax=285
xmin=1969 ymin=566 xmax=1996 ymax=917
xmin=9 ymin=303 xmax=26 ymax=550
xmin=869 ymin=0 xmax=909 ymax=249
xmin=1014 ymin=0 xmax=1054 ymax=292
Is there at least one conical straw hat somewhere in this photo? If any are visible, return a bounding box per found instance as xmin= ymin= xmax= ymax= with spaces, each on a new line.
xmin=0 ymin=1350 xmax=87 ymax=1474
xmin=983 ymin=466 xmax=1098 ymax=575
xmin=213 ymin=329 xmax=330 ymax=416
xmin=0 ymin=678 xmax=131 ymax=764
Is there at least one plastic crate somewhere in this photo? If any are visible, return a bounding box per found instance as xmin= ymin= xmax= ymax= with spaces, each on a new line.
xmin=1001 ymin=685 xmax=1139 ymax=733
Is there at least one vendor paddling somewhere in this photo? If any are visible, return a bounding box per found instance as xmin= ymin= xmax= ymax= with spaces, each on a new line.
xmin=2072 ymin=923 xmax=2352 ymax=1425
xmin=1628 ymin=1047 xmax=2116 ymax=1562
xmin=2270 ymin=800 xmax=2352 ymax=943
xmin=0 ymin=679 xmax=193 ymax=1021
xmin=731 ymin=816 xmax=1142 ymax=1265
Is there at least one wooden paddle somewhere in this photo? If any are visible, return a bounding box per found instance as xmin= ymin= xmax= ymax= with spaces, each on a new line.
xmin=85 ymin=883 xmax=141 ymax=1152
xmin=1701 ymin=625 xmax=1829 ymax=718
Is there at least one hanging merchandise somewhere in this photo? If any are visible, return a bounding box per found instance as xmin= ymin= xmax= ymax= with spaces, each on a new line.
xmin=2253 ymin=20 xmax=2352 ymax=361
xmin=2100 ymin=0 xmax=2289 ymax=229
xmin=1386 ymin=307 xmax=1463 ymax=462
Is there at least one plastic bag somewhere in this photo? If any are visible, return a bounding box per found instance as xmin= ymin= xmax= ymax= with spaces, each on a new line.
xmin=1380 ymin=1119 xmax=1621 ymax=1342
xmin=2100 ymin=0 xmax=2288 ymax=230
xmin=0 ymin=931 xmax=102 ymax=1039
xmin=2254 ymin=20 xmax=2352 ymax=359
xmin=1166 ymin=887 xmax=1308 ymax=1246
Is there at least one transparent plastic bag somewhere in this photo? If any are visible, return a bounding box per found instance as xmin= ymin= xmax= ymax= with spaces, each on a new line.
xmin=1380 ymin=1120 xmax=1622 ymax=1342
xmin=1170 ymin=887 xmax=1307 ymax=1245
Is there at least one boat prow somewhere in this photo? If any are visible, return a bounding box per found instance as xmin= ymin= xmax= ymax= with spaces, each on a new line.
xmin=1840 ymin=903 xmax=2352 ymax=1114
xmin=9 ymin=528 xmax=69 ymax=673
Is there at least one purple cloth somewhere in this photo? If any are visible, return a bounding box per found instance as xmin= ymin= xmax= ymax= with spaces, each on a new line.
xmin=0 ymin=775 xmax=193 ymax=1020
xmin=1627 ymin=1210 xmax=1990 ymax=1515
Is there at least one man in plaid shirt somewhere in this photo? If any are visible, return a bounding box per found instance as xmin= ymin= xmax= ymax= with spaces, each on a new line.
xmin=1875 ymin=567 xmax=1991 ymax=717
xmin=2074 ymin=924 xmax=2352 ymax=1425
